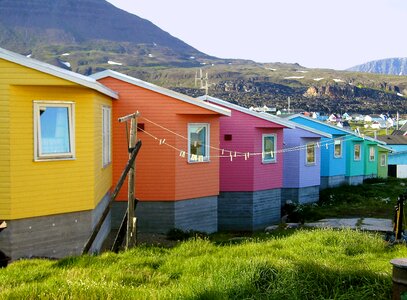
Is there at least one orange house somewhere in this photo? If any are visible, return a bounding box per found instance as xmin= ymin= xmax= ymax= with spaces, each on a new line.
xmin=91 ymin=70 xmax=230 ymax=233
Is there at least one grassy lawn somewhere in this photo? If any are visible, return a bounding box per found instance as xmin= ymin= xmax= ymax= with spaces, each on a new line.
xmin=2 ymin=178 xmax=407 ymax=299
xmin=1 ymin=229 xmax=406 ymax=299
xmin=284 ymin=178 xmax=407 ymax=224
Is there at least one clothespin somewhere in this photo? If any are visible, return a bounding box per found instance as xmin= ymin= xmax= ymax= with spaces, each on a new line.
xmin=221 ymin=149 xmax=224 ymax=155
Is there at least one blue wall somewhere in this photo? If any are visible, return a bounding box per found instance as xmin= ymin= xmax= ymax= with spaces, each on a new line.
xmin=290 ymin=117 xmax=347 ymax=177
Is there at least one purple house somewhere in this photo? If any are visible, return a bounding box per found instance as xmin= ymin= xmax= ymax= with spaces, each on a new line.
xmin=281 ymin=124 xmax=332 ymax=204
xmin=199 ymin=95 xmax=295 ymax=231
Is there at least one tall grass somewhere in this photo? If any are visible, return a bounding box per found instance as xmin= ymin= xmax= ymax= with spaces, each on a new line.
xmin=1 ymin=229 xmax=406 ymax=299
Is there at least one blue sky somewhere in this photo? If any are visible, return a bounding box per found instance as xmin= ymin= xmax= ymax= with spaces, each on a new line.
xmin=107 ymin=0 xmax=407 ymax=70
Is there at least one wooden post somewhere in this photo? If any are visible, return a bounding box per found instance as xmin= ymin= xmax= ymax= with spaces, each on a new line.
xmin=126 ymin=115 xmax=137 ymax=249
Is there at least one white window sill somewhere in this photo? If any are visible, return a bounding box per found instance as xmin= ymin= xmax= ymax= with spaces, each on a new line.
xmin=34 ymin=157 xmax=76 ymax=162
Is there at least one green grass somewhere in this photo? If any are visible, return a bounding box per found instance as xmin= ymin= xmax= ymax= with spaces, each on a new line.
xmin=284 ymin=178 xmax=407 ymax=224
xmin=1 ymin=229 xmax=406 ymax=299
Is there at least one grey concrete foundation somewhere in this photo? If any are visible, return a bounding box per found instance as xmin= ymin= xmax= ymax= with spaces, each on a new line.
xmin=282 ymin=186 xmax=320 ymax=205
xmin=320 ymin=175 xmax=346 ymax=190
xmin=345 ymin=175 xmax=364 ymax=186
xmin=118 ymin=196 xmax=218 ymax=234
xmin=0 ymin=193 xmax=111 ymax=261
xmin=218 ymin=189 xmax=281 ymax=232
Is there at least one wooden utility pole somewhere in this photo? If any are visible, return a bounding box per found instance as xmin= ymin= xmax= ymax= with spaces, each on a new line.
xmin=118 ymin=112 xmax=140 ymax=249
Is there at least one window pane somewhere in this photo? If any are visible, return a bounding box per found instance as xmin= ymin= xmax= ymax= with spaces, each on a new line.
xmin=307 ymin=143 xmax=315 ymax=164
xmin=381 ymin=154 xmax=386 ymax=166
xmin=190 ymin=125 xmax=207 ymax=158
xmin=263 ymin=135 xmax=275 ymax=161
xmin=369 ymin=146 xmax=375 ymax=161
xmin=334 ymin=139 xmax=341 ymax=157
xmin=354 ymin=144 xmax=361 ymax=160
xmin=40 ymin=107 xmax=70 ymax=154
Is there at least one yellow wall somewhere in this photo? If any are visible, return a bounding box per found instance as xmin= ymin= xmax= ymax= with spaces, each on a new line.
xmin=93 ymin=93 xmax=112 ymax=207
xmin=0 ymin=58 xmax=112 ymax=220
xmin=0 ymin=61 xmax=11 ymax=218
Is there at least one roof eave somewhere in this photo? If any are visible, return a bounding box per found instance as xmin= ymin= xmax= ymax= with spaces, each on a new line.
xmin=0 ymin=47 xmax=118 ymax=99
xmin=91 ymin=70 xmax=231 ymax=116
xmin=198 ymin=95 xmax=295 ymax=129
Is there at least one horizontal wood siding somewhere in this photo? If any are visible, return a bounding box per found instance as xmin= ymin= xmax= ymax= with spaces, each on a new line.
xmin=253 ymin=127 xmax=284 ymax=191
xmin=364 ymin=142 xmax=378 ymax=177
xmin=93 ymin=93 xmax=113 ymax=207
xmin=214 ymin=108 xmax=284 ymax=192
xmin=377 ymin=149 xmax=388 ymax=178
xmin=174 ymin=115 xmax=220 ymax=200
xmin=299 ymin=137 xmax=321 ymax=187
xmin=283 ymin=127 xmax=321 ymax=188
xmin=0 ymin=60 xmax=11 ymax=219
xmin=345 ymin=141 xmax=364 ymax=177
xmin=98 ymin=77 xmax=220 ymax=202
xmin=283 ymin=129 xmax=301 ymax=188
xmin=290 ymin=117 xmax=347 ymax=177
xmin=9 ymin=84 xmax=101 ymax=219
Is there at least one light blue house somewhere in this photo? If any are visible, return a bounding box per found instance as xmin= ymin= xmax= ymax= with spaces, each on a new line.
xmin=282 ymin=124 xmax=332 ymax=204
xmin=285 ymin=115 xmax=386 ymax=187
xmin=285 ymin=115 xmax=350 ymax=189
xmin=377 ymin=135 xmax=407 ymax=178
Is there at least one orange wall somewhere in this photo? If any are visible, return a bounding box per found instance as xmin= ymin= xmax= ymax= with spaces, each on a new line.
xmin=97 ymin=77 xmax=220 ymax=202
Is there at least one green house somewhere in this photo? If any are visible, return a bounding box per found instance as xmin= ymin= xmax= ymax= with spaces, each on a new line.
xmin=345 ymin=136 xmax=365 ymax=185
xmin=377 ymin=145 xmax=391 ymax=178
xmin=364 ymin=140 xmax=379 ymax=179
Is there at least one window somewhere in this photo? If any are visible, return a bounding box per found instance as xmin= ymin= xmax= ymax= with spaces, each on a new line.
xmin=354 ymin=144 xmax=361 ymax=161
xmin=334 ymin=139 xmax=342 ymax=158
xmin=380 ymin=153 xmax=387 ymax=167
xmin=33 ymin=101 xmax=75 ymax=161
xmin=102 ymin=106 xmax=111 ymax=167
xmin=262 ymin=134 xmax=276 ymax=163
xmin=306 ymin=143 xmax=316 ymax=165
xmin=188 ymin=123 xmax=209 ymax=162
xmin=369 ymin=146 xmax=375 ymax=162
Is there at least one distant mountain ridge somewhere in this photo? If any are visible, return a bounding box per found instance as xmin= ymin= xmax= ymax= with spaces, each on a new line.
xmin=0 ymin=0 xmax=208 ymax=66
xmin=0 ymin=0 xmax=407 ymax=114
xmin=348 ymin=58 xmax=407 ymax=76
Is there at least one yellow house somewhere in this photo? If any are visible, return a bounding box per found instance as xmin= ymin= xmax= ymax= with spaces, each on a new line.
xmin=0 ymin=47 xmax=118 ymax=259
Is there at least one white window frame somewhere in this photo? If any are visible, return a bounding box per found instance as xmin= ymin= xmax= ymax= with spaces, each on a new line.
xmin=306 ymin=142 xmax=316 ymax=165
xmin=188 ymin=123 xmax=210 ymax=163
xmin=33 ymin=101 xmax=75 ymax=161
xmin=380 ymin=153 xmax=387 ymax=167
xmin=334 ymin=138 xmax=342 ymax=158
xmin=262 ymin=134 xmax=277 ymax=164
xmin=369 ymin=146 xmax=375 ymax=162
xmin=102 ymin=106 xmax=112 ymax=167
xmin=354 ymin=144 xmax=361 ymax=161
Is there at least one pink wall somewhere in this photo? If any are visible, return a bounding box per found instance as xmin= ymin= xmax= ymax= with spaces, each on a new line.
xmin=216 ymin=108 xmax=285 ymax=192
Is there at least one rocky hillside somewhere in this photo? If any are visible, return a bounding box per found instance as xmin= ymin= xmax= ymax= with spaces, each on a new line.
xmin=348 ymin=58 xmax=407 ymax=76
xmin=0 ymin=0 xmax=210 ymax=68
xmin=0 ymin=0 xmax=406 ymax=114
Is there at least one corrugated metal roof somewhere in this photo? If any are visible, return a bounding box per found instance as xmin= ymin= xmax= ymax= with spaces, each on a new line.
xmin=376 ymin=135 xmax=407 ymax=145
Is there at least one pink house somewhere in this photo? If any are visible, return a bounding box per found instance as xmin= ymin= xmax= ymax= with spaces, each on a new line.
xmin=199 ymin=95 xmax=294 ymax=231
